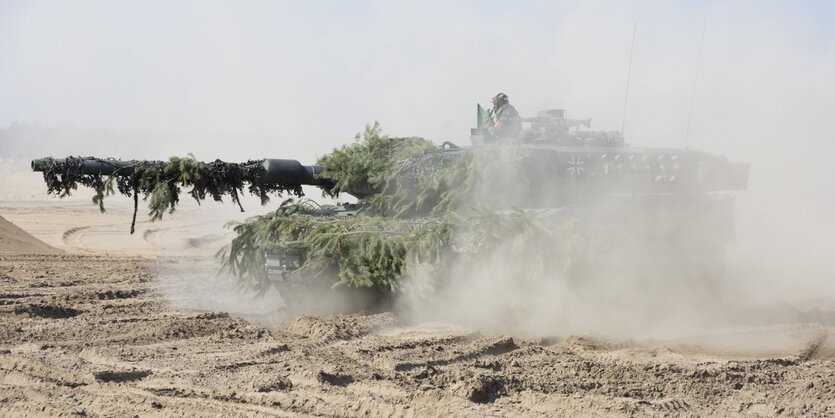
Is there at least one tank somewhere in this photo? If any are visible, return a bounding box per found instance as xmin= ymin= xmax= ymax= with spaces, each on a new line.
xmin=31 ymin=106 xmax=749 ymax=313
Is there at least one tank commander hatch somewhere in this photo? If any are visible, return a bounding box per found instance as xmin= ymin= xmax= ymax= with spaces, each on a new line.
xmin=486 ymin=92 xmax=522 ymax=138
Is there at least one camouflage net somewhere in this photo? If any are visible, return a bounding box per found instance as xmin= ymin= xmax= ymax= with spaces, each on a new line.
xmin=318 ymin=122 xmax=479 ymax=218
xmin=317 ymin=122 xmax=438 ymax=200
xmin=36 ymin=123 xmax=585 ymax=292
xmin=218 ymin=201 xmax=586 ymax=291
xmin=219 ymin=125 xmax=594 ymax=291
xmin=38 ymin=155 xmax=303 ymax=233
xmin=213 ymin=124 xmax=476 ymax=290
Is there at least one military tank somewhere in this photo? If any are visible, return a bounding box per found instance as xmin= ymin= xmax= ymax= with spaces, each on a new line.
xmin=31 ymin=104 xmax=749 ymax=313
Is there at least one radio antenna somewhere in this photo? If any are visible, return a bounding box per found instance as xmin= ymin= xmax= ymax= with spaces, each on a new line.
xmin=621 ymin=22 xmax=637 ymax=136
xmin=685 ymin=18 xmax=707 ymax=150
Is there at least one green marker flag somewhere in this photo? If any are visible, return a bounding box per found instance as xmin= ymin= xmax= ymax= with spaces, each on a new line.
xmin=477 ymin=104 xmax=489 ymax=129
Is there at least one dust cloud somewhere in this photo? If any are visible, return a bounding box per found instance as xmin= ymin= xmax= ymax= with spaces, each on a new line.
xmin=396 ymin=147 xmax=738 ymax=339
xmin=1 ymin=2 xmax=833 ymax=337
xmin=154 ymin=256 xmax=288 ymax=324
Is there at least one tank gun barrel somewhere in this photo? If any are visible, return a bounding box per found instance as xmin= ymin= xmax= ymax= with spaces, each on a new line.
xmin=261 ymin=159 xmax=328 ymax=187
xmin=31 ymin=158 xmax=135 ymax=176
xmin=31 ymin=158 xmax=330 ymax=188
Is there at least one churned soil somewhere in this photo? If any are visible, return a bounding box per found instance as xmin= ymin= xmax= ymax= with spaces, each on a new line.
xmin=0 ymin=253 xmax=834 ymax=417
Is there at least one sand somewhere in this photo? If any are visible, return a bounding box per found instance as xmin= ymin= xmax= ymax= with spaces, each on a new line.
xmin=0 ymin=253 xmax=833 ymax=417
xmin=0 ymin=167 xmax=833 ymax=416
xmin=0 ymin=215 xmax=59 ymax=254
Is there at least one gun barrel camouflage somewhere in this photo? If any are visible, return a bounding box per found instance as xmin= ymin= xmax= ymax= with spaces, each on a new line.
xmin=31 ymin=158 xmax=330 ymax=187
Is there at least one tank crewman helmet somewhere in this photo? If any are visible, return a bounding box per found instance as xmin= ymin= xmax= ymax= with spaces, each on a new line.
xmin=491 ymin=93 xmax=509 ymax=107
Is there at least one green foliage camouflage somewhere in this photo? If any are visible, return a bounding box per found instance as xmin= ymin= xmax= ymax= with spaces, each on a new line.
xmin=37 ymin=123 xmax=576 ymax=293
xmin=220 ymin=118 xmax=599 ymax=291
xmin=218 ymin=200 xmax=583 ymax=292
xmin=218 ymin=199 xmax=449 ymax=292
xmin=39 ymin=155 xmax=303 ymax=233
xmin=216 ymin=124 xmax=514 ymax=291
xmin=318 ymin=122 xmax=478 ymax=218
xmin=317 ymin=122 xmax=437 ymax=200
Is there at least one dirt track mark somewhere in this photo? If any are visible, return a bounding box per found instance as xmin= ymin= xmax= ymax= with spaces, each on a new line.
xmin=797 ymin=331 xmax=829 ymax=361
xmin=316 ymin=370 xmax=355 ymax=386
xmin=287 ymin=314 xmax=397 ymax=344
xmin=185 ymin=232 xmax=228 ymax=250
xmin=142 ymin=228 xmax=159 ymax=244
xmin=393 ymin=336 xmax=519 ymax=372
xmin=96 ymin=289 xmax=143 ymax=300
xmin=14 ymin=303 xmax=83 ymax=319
xmin=562 ymin=335 xmax=638 ymax=352
xmin=356 ymin=332 xmax=477 ymax=355
xmin=61 ymin=225 xmax=91 ymax=246
xmin=143 ymin=222 xmax=226 ymax=253
xmin=648 ymin=398 xmax=691 ymax=413
xmin=0 ymin=356 xmax=91 ymax=388
xmin=93 ymin=369 xmax=152 ymax=383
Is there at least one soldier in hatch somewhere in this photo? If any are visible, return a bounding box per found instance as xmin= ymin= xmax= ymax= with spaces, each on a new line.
xmin=487 ymin=93 xmax=522 ymax=138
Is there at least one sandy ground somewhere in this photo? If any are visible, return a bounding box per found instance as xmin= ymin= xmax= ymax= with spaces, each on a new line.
xmin=1 ymin=165 xmax=834 ymax=417
xmin=0 ymin=215 xmax=58 ymax=254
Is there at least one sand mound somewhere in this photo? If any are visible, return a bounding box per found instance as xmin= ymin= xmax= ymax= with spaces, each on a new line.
xmin=0 ymin=215 xmax=59 ymax=253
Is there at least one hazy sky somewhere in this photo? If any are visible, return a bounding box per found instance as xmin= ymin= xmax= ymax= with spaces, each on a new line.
xmin=2 ymin=0 xmax=833 ymax=158
xmin=1 ymin=0 xmax=833 ymax=201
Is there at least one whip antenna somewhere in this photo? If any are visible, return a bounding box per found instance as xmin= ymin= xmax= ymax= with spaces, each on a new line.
xmin=685 ymin=18 xmax=707 ymax=150
xmin=621 ymin=22 xmax=637 ymax=136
